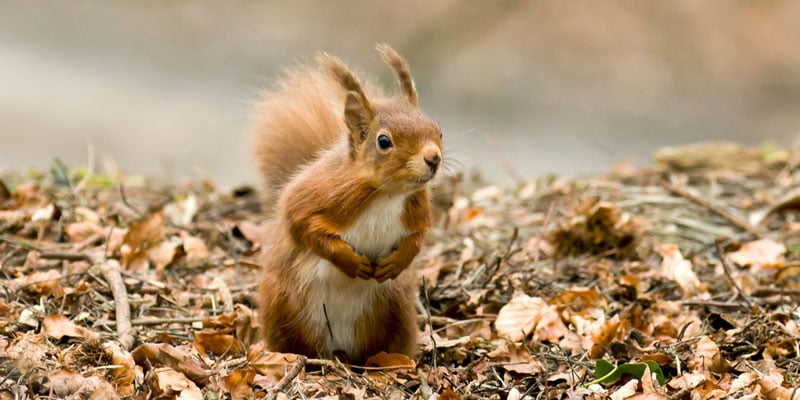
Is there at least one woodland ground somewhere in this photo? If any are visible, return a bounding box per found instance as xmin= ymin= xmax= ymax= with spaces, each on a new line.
xmin=0 ymin=141 xmax=799 ymax=399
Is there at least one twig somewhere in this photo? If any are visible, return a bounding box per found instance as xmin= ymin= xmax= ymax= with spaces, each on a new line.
xmin=267 ymin=355 xmax=307 ymax=400
xmin=715 ymin=241 xmax=753 ymax=308
xmin=422 ymin=277 xmax=437 ymax=371
xmin=39 ymin=251 xmax=93 ymax=263
xmin=750 ymin=287 xmax=800 ymax=298
xmin=100 ymin=259 xmax=135 ymax=349
xmin=662 ymin=179 xmax=763 ymax=237
xmin=681 ymin=300 xmax=749 ymax=309
xmin=119 ymin=183 xmax=144 ymax=218
xmin=323 ymin=304 xmax=334 ymax=340
xmin=99 ymin=316 xmax=206 ymax=327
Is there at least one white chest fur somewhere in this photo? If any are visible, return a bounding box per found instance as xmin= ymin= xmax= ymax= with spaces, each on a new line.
xmin=299 ymin=194 xmax=409 ymax=357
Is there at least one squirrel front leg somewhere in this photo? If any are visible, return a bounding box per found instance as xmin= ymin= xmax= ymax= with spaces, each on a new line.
xmin=373 ymin=232 xmax=422 ymax=282
xmin=291 ymin=214 xmax=373 ymax=279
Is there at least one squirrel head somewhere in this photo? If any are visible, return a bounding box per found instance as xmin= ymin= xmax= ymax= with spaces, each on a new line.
xmin=321 ymin=44 xmax=443 ymax=195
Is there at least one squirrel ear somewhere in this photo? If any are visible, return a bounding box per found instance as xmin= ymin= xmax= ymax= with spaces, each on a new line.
xmin=344 ymin=91 xmax=373 ymax=149
xmin=376 ymin=43 xmax=418 ymax=107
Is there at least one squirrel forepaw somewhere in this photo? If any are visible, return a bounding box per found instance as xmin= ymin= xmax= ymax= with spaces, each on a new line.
xmin=335 ymin=253 xmax=373 ymax=280
xmin=373 ymin=255 xmax=408 ymax=283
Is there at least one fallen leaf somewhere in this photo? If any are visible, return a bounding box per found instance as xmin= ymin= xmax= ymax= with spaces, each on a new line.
xmin=103 ymin=341 xmax=136 ymax=396
xmin=588 ymin=359 xmax=666 ymax=387
xmin=658 ymin=244 xmax=706 ymax=296
xmin=690 ymin=336 xmax=731 ymax=376
xmin=486 ymin=341 xmax=544 ymax=375
xmin=65 ymin=220 xmax=104 ymax=243
xmin=589 ymin=314 xmax=623 ymax=359
xmin=181 ymin=232 xmax=210 ymax=267
xmin=364 ymin=352 xmax=415 ymax=369
xmin=609 ymin=378 xmax=639 ymax=400
xmin=193 ymin=329 xmax=243 ymax=357
xmin=24 ymin=270 xmax=65 ymax=297
xmin=132 ymin=343 xmax=211 ymax=385
xmin=247 ymin=343 xmax=299 ymax=382
xmin=163 ymin=194 xmax=198 ymax=226
xmin=42 ymin=370 xmax=119 ymax=399
xmin=148 ymin=239 xmax=178 ymax=275
xmin=148 ymin=368 xmax=202 ymax=400
xmin=121 ymin=211 xmax=165 ymax=270
xmin=6 ymin=332 xmax=55 ymax=373
xmin=496 ymin=294 xmax=568 ymax=343
xmin=43 ymin=315 xmax=100 ymax=340
xmin=223 ymin=369 xmax=255 ymax=400
xmin=728 ymin=238 xmax=786 ymax=271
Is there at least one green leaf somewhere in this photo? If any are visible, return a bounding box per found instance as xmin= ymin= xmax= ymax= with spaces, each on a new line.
xmin=587 ymin=359 xmax=666 ymax=386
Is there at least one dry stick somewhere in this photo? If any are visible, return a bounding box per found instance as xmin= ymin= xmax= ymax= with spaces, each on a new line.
xmin=34 ymin=242 xmax=135 ymax=349
xmin=422 ymin=277 xmax=437 ymax=371
xmin=715 ymin=241 xmax=753 ymax=308
xmin=661 ymin=179 xmax=764 ymax=237
xmin=119 ymin=183 xmax=144 ymax=218
xmin=267 ymin=355 xmax=307 ymax=400
xmin=100 ymin=259 xmax=134 ymax=350
xmin=101 ymin=316 xmax=205 ymax=327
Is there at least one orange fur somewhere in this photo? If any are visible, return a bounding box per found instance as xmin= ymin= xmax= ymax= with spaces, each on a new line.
xmin=254 ymin=44 xmax=441 ymax=363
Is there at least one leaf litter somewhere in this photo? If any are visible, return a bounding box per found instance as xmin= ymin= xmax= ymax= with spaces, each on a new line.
xmin=0 ymin=141 xmax=799 ymax=399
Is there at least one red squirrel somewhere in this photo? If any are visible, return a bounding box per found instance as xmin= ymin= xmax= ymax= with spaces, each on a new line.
xmin=253 ymin=44 xmax=442 ymax=362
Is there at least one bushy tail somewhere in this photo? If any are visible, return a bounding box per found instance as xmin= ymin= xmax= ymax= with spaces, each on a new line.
xmin=252 ymin=63 xmax=348 ymax=212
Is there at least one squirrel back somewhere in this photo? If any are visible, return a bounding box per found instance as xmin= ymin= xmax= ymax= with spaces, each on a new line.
xmin=253 ymin=59 xmax=385 ymax=212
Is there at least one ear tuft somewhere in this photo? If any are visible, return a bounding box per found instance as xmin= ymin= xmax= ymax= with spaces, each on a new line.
xmin=319 ymin=54 xmax=374 ymax=114
xmin=376 ymin=43 xmax=418 ymax=107
xmin=343 ymin=91 xmax=373 ymax=156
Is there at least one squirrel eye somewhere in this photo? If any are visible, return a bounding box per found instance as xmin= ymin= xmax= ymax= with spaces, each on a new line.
xmin=377 ymin=134 xmax=393 ymax=150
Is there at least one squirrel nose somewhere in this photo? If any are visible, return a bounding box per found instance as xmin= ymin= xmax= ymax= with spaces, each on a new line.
xmin=424 ymin=153 xmax=441 ymax=171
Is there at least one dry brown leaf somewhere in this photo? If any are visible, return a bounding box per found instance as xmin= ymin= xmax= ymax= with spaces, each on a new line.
xmin=589 ymin=314 xmax=622 ymax=359
xmin=121 ymin=211 xmax=165 ymax=269
xmin=658 ymin=244 xmax=706 ymax=296
xmin=728 ymin=238 xmax=786 ymax=271
xmin=181 ymin=232 xmax=210 ymax=266
xmin=247 ymin=342 xmax=299 ymax=381
xmin=44 ymin=370 xmax=119 ymax=399
xmin=6 ymin=332 xmax=55 ymax=374
xmin=486 ymin=341 xmax=544 ymax=375
xmin=495 ymin=295 xmax=543 ymax=342
xmin=549 ymin=287 xmax=607 ymax=314
xmin=364 ymin=352 xmax=415 ymax=370
xmin=131 ymin=343 xmax=211 ymax=385
xmin=609 ymin=379 xmax=639 ymax=400
xmin=496 ymin=294 xmax=569 ymax=343
xmin=235 ymin=220 xmax=270 ymax=245
xmin=65 ymin=220 xmax=104 ymax=243
xmin=690 ymin=336 xmax=731 ymax=376
xmin=222 ymin=369 xmax=255 ymax=400
xmin=103 ymin=341 xmax=136 ymax=397
xmin=148 ymin=239 xmax=178 ymax=275
xmin=163 ymin=194 xmax=198 ymax=226
xmin=43 ymin=315 xmax=99 ymax=340
xmin=24 ymin=270 xmax=65 ymax=297
xmin=193 ymin=329 xmax=243 ymax=357
xmin=148 ymin=367 xmax=202 ymax=400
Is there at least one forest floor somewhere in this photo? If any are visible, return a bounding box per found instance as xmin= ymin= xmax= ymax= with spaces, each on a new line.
xmin=1 ymin=141 xmax=799 ymax=399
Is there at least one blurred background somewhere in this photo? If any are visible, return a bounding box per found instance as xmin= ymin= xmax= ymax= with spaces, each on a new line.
xmin=2 ymin=1 xmax=799 ymax=188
